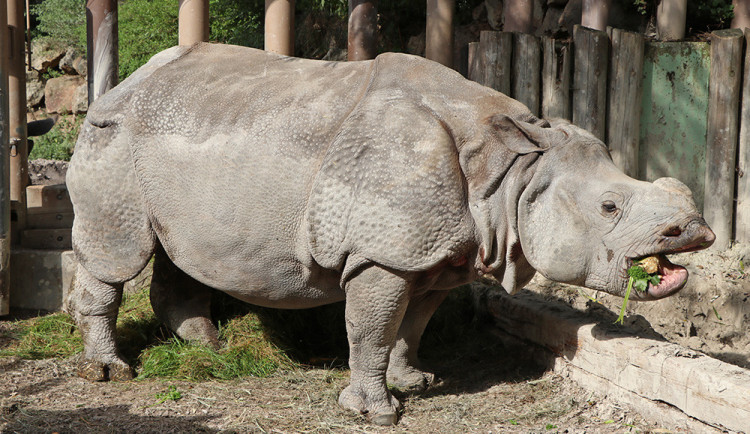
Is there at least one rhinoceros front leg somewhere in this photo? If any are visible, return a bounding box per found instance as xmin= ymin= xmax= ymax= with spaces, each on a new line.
xmin=386 ymin=290 xmax=449 ymax=392
xmin=339 ymin=265 xmax=410 ymax=426
xmin=67 ymin=263 xmax=133 ymax=381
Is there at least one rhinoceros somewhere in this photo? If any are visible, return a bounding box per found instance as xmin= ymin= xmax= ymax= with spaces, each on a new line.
xmin=66 ymin=43 xmax=715 ymax=425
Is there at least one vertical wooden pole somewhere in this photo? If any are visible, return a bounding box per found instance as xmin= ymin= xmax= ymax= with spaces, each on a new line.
xmin=512 ymin=33 xmax=541 ymax=116
xmin=7 ymin=0 xmax=27 ymax=243
xmin=264 ymin=0 xmax=294 ymax=55
xmin=541 ymin=37 xmax=571 ymax=120
xmin=0 ymin=0 xmax=10 ymax=315
xmin=737 ymin=29 xmax=750 ymax=243
xmin=581 ymin=0 xmax=610 ymax=31
xmin=476 ymin=31 xmax=512 ymax=94
xmin=467 ymin=41 xmax=478 ymax=80
xmin=704 ymin=29 xmax=743 ymax=250
xmin=607 ymin=28 xmax=644 ymax=178
xmin=86 ymin=0 xmax=119 ymax=104
xmin=656 ymin=0 xmax=686 ymax=41
xmin=426 ymin=0 xmax=454 ymax=68
xmin=733 ymin=0 xmax=750 ymax=29
xmin=572 ymin=25 xmax=608 ymax=140
xmin=348 ymin=0 xmax=377 ymax=61
xmin=504 ymin=0 xmax=533 ymax=33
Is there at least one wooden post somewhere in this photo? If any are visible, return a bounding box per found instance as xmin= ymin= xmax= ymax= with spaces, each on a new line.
xmin=656 ymin=0 xmax=686 ymax=41
xmin=607 ymin=28 xmax=644 ymax=179
xmin=541 ymin=37 xmax=571 ymax=120
xmin=426 ymin=0 xmax=454 ymax=68
xmin=733 ymin=0 xmax=750 ymax=29
xmin=7 ymin=0 xmax=27 ymax=243
xmin=581 ymin=0 xmax=610 ymax=31
xmin=476 ymin=31 xmax=512 ymax=94
xmin=0 ymin=0 xmax=10 ymax=316
xmin=264 ymin=0 xmax=294 ymax=55
xmin=179 ymin=0 xmax=209 ymax=46
xmin=512 ymin=33 xmax=541 ymax=116
xmin=86 ymin=0 xmax=118 ymax=104
xmin=704 ymin=29 xmax=743 ymax=250
xmin=572 ymin=25 xmax=608 ymax=140
xmin=348 ymin=0 xmax=377 ymax=61
xmin=467 ymin=41 xmax=478 ymax=81
xmin=737 ymin=29 xmax=750 ymax=243
xmin=504 ymin=0 xmax=533 ymax=33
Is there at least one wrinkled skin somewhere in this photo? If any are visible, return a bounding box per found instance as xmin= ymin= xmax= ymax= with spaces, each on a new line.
xmin=66 ymin=43 xmax=714 ymax=425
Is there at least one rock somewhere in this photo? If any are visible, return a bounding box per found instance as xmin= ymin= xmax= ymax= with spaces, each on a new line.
xmin=60 ymin=48 xmax=87 ymax=76
xmin=72 ymin=83 xmax=89 ymax=113
xmin=30 ymin=39 xmax=67 ymax=71
xmin=26 ymin=69 xmax=45 ymax=108
xmin=28 ymin=158 xmax=69 ymax=186
xmin=44 ymin=76 xmax=86 ymax=114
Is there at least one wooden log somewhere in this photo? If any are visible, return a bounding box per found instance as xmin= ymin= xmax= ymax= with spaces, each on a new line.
xmin=541 ymin=37 xmax=571 ymax=120
xmin=733 ymin=0 xmax=750 ymax=29
xmin=0 ymin=0 xmax=9 ymax=316
xmin=476 ymin=31 xmax=512 ymax=95
xmin=504 ymin=0 xmax=533 ymax=33
xmin=656 ymin=0 xmax=686 ymax=41
xmin=426 ymin=0 xmax=455 ymax=68
xmin=734 ymin=29 xmax=750 ymax=243
xmin=572 ymin=25 xmax=609 ymax=140
xmin=704 ymin=29 xmax=743 ymax=251
xmin=348 ymin=0 xmax=377 ymax=61
xmin=581 ymin=0 xmax=611 ymax=31
xmin=607 ymin=28 xmax=644 ymax=179
xmin=512 ymin=33 xmax=541 ymax=116
xmin=484 ymin=288 xmax=750 ymax=432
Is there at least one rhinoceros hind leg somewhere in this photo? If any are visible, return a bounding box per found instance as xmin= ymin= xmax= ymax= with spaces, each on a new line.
xmin=150 ymin=246 xmax=219 ymax=350
xmin=386 ymin=290 xmax=449 ymax=393
xmin=67 ymin=263 xmax=134 ymax=381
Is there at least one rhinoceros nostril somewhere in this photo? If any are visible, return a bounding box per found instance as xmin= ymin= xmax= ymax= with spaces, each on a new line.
xmin=663 ymin=226 xmax=682 ymax=237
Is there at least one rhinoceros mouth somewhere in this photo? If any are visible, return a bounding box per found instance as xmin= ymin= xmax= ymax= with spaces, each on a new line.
xmin=642 ymin=254 xmax=688 ymax=299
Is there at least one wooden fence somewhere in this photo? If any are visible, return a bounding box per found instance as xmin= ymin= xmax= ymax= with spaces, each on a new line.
xmin=468 ymin=25 xmax=750 ymax=251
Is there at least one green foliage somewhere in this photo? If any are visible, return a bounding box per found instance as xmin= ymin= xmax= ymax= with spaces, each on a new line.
xmin=29 ymin=115 xmax=85 ymax=161
xmin=626 ymin=264 xmax=660 ymax=293
xmin=118 ymin=0 xmax=179 ymax=81
xmin=209 ymin=0 xmax=263 ymax=47
xmin=155 ymin=385 xmax=182 ymax=402
xmin=30 ymin=0 xmax=86 ymax=50
xmin=687 ymin=0 xmax=735 ymax=32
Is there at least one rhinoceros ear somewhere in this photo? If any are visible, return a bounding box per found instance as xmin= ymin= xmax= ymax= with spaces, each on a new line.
xmin=486 ymin=114 xmax=567 ymax=154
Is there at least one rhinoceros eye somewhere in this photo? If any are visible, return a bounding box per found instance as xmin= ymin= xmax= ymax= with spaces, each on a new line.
xmin=601 ymin=200 xmax=618 ymax=214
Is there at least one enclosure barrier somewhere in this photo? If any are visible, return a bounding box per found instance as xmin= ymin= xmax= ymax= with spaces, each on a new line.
xmin=469 ymin=26 xmax=750 ymax=251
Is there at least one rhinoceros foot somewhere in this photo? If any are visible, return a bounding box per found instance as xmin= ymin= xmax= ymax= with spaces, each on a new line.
xmin=387 ymin=366 xmax=435 ymax=393
xmin=338 ymin=384 xmax=401 ymax=426
xmin=77 ymin=357 xmax=134 ymax=382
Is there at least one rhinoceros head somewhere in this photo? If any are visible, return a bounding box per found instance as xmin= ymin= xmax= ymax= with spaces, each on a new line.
xmin=513 ymin=119 xmax=715 ymax=300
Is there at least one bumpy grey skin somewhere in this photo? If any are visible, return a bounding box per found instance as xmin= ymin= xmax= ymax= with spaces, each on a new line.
xmin=66 ymin=43 xmax=714 ymax=424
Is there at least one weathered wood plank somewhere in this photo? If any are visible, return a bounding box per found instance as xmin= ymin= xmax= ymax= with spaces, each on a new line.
xmin=467 ymin=41 xmax=479 ymax=81
xmin=476 ymin=31 xmax=512 ymax=94
xmin=484 ymin=288 xmax=750 ymax=432
xmin=704 ymin=29 xmax=743 ymax=250
xmin=21 ymin=228 xmax=72 ymax=250
xmin=735 ymin=28 xmax=750 ymax=243
xmin=541 ymin=37 xmax=571 ymax=120
xmin=26 ymin=184 xmax=72 ymax=213
xmin=607 ymin=28 xmax=644 ymax=179
xmin=572 ymin=25 xmax=609 ymax=140
xmin=512 ymin=33 xmax=541 ymax=116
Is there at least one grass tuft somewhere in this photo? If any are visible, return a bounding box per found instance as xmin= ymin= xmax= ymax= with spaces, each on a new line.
xmin=0 ymin=313 xmax=82 ymax=359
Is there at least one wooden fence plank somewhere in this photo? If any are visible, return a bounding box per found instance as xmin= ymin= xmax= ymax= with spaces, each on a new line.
xmin=541 ymin=37 xmax=571 ymax=120
xmin=607 ymin=28 xmax=644 ymax=179
xmin=573 ymin=25 xmax=609 ymax=140
xmin=467 ymin=41 xmax=479 ymax=81
xmin=736 ymin=29 xmax=750 ymax=243
xmin=704 ymin=29 xmax=743 ymax=250
xmin=512 ymin=33 xmax=541 ymax=116
xmin=476 ymin=31 xmax=512 ymax=94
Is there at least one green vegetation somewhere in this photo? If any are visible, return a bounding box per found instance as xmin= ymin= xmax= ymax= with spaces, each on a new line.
xmin=155 ymin=385 xmax=182 ymax=403
xmin=0 ymin=312 xmax=82 ymax=359
xmin=29 ymin=115 xmax=84 ymax=161
xmin=614 ymin=262 xmax=660 ymax=325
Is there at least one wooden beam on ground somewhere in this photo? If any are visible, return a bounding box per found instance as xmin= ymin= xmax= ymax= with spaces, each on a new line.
xmin=0 ymin=0 xmax=9 ymax=316
xmin=476 ymin=31 xmax=512 ymax=94
xmin=572 ymin=25 xmax=608 ymax=140
xmin=426 ymin=0 xmax=454 ymax=68
xmin=737 ymin=29 xmax=750 ymax=243
xmin=264 ymin=0 xmax=294 ymax=55
xmin=484 ymin=288 xmax=750 ymax=432
xmin=348 ymin=0 xmax=377 ymax=61
xmin=541 ymin=37 xmax=571 ymax=120
xmin=704 ymin=29 xmax=743 ymax=251
xmin=607 ymin=28 xmax=644 ymax=179
xmin=512 ymin=33 xmax=541 ymax=116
